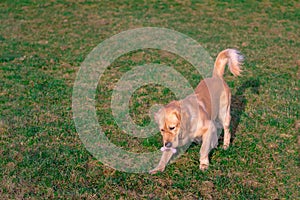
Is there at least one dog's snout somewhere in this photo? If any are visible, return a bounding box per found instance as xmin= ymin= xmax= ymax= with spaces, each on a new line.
xmin=165 ymin=142 xmax=172 ymax=148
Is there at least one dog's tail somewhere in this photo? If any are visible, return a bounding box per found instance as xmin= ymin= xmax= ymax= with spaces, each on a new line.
xmin=213 ymin=49 xmax=244 ymax=78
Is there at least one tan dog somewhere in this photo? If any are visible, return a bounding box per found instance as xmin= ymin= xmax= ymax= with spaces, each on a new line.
xmin=149 ymin=49 xmax=243 ymax=174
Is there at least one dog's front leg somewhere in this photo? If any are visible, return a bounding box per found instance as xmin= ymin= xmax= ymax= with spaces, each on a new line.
xmin=199 ymin=121 xmax=218 ymax=170
xmin=149 ymin=150 xmax=173 ymax=174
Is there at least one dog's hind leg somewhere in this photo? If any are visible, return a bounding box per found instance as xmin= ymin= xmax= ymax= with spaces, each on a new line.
xmin=223 ymin=105 xmax=231 ymax=150
xmin=199 ymin=121 xmax=218 ymax=170
xmin=220 ymin=93 xmax=231 ymax=150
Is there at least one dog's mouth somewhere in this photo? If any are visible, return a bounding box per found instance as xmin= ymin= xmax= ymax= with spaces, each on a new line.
xmin=160 ymin=146 xmax=177 ymax=154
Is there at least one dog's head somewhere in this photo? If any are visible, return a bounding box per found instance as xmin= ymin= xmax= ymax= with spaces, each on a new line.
xmin=154 ymin=101 xmax=182 ymax=148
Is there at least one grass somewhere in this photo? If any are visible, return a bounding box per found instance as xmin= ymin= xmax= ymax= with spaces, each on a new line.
xmin=1 ymin=0 xmax=299 ymax=199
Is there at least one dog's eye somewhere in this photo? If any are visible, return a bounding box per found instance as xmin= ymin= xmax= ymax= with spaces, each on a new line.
xmin=160 ymin=129 xmax=164 ymax=132
xmin=169 ymin=126 xmax=175 ymax=130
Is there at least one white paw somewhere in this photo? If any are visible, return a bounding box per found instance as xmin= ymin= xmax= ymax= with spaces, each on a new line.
xmin=149 ymin=166 xmax=165 ymax=174
xmin=200 ymin=164 xmax=209 ymax=171
xmin=223 ymin=144 xmax=229 ymax=150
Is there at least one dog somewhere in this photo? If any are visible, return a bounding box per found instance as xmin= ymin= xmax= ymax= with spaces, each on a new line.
xmin=149 ymin=49 xmax=243 ymax=174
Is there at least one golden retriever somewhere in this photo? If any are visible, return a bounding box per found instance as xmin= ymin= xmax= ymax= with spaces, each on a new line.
xmin=149 ymin=49 xmax=243 ymax=174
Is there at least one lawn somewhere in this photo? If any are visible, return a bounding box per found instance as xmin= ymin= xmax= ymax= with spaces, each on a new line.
xmin=0 ymin=0 xmax=299 ymax=199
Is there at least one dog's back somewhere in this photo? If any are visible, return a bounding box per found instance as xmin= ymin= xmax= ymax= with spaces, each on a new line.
xmin=195 ymin=77 xmax=225 ymax=120
xmin=195 ymin=49 xmax=244 ymax=121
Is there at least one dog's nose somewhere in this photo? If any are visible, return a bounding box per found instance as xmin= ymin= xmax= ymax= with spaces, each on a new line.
xmin=165 ymin=142 xmax=172 ymax=148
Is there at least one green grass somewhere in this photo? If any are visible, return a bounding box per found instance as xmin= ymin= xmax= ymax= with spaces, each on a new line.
xmin=1 ymin=0 xmax=299 ymax=199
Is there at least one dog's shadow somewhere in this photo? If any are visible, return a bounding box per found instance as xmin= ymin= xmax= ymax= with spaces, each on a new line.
xmin=229 ymin=77 xmax=260 ymax=141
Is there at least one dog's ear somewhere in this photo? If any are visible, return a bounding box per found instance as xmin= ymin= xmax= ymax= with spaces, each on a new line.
xmin=174 ymin=110 xmax=181 ymax=122
xmin=180 ymin=110 xmax=189 ymax=131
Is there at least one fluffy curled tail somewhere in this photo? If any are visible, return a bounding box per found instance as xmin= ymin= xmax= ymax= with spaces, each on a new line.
xmin=213 ymin=49 xmax=244 ymax=77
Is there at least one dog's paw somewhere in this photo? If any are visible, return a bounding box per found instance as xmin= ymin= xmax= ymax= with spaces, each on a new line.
xmin=199 ymin=164 xmax=209 ymax=171
xmin=149 ymin=169 xmax=159 ymax=175
xmin=223 ymin=144 xmax=229 ymax=150
xmin=149 ymin=166 xmax=165 ymax=174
